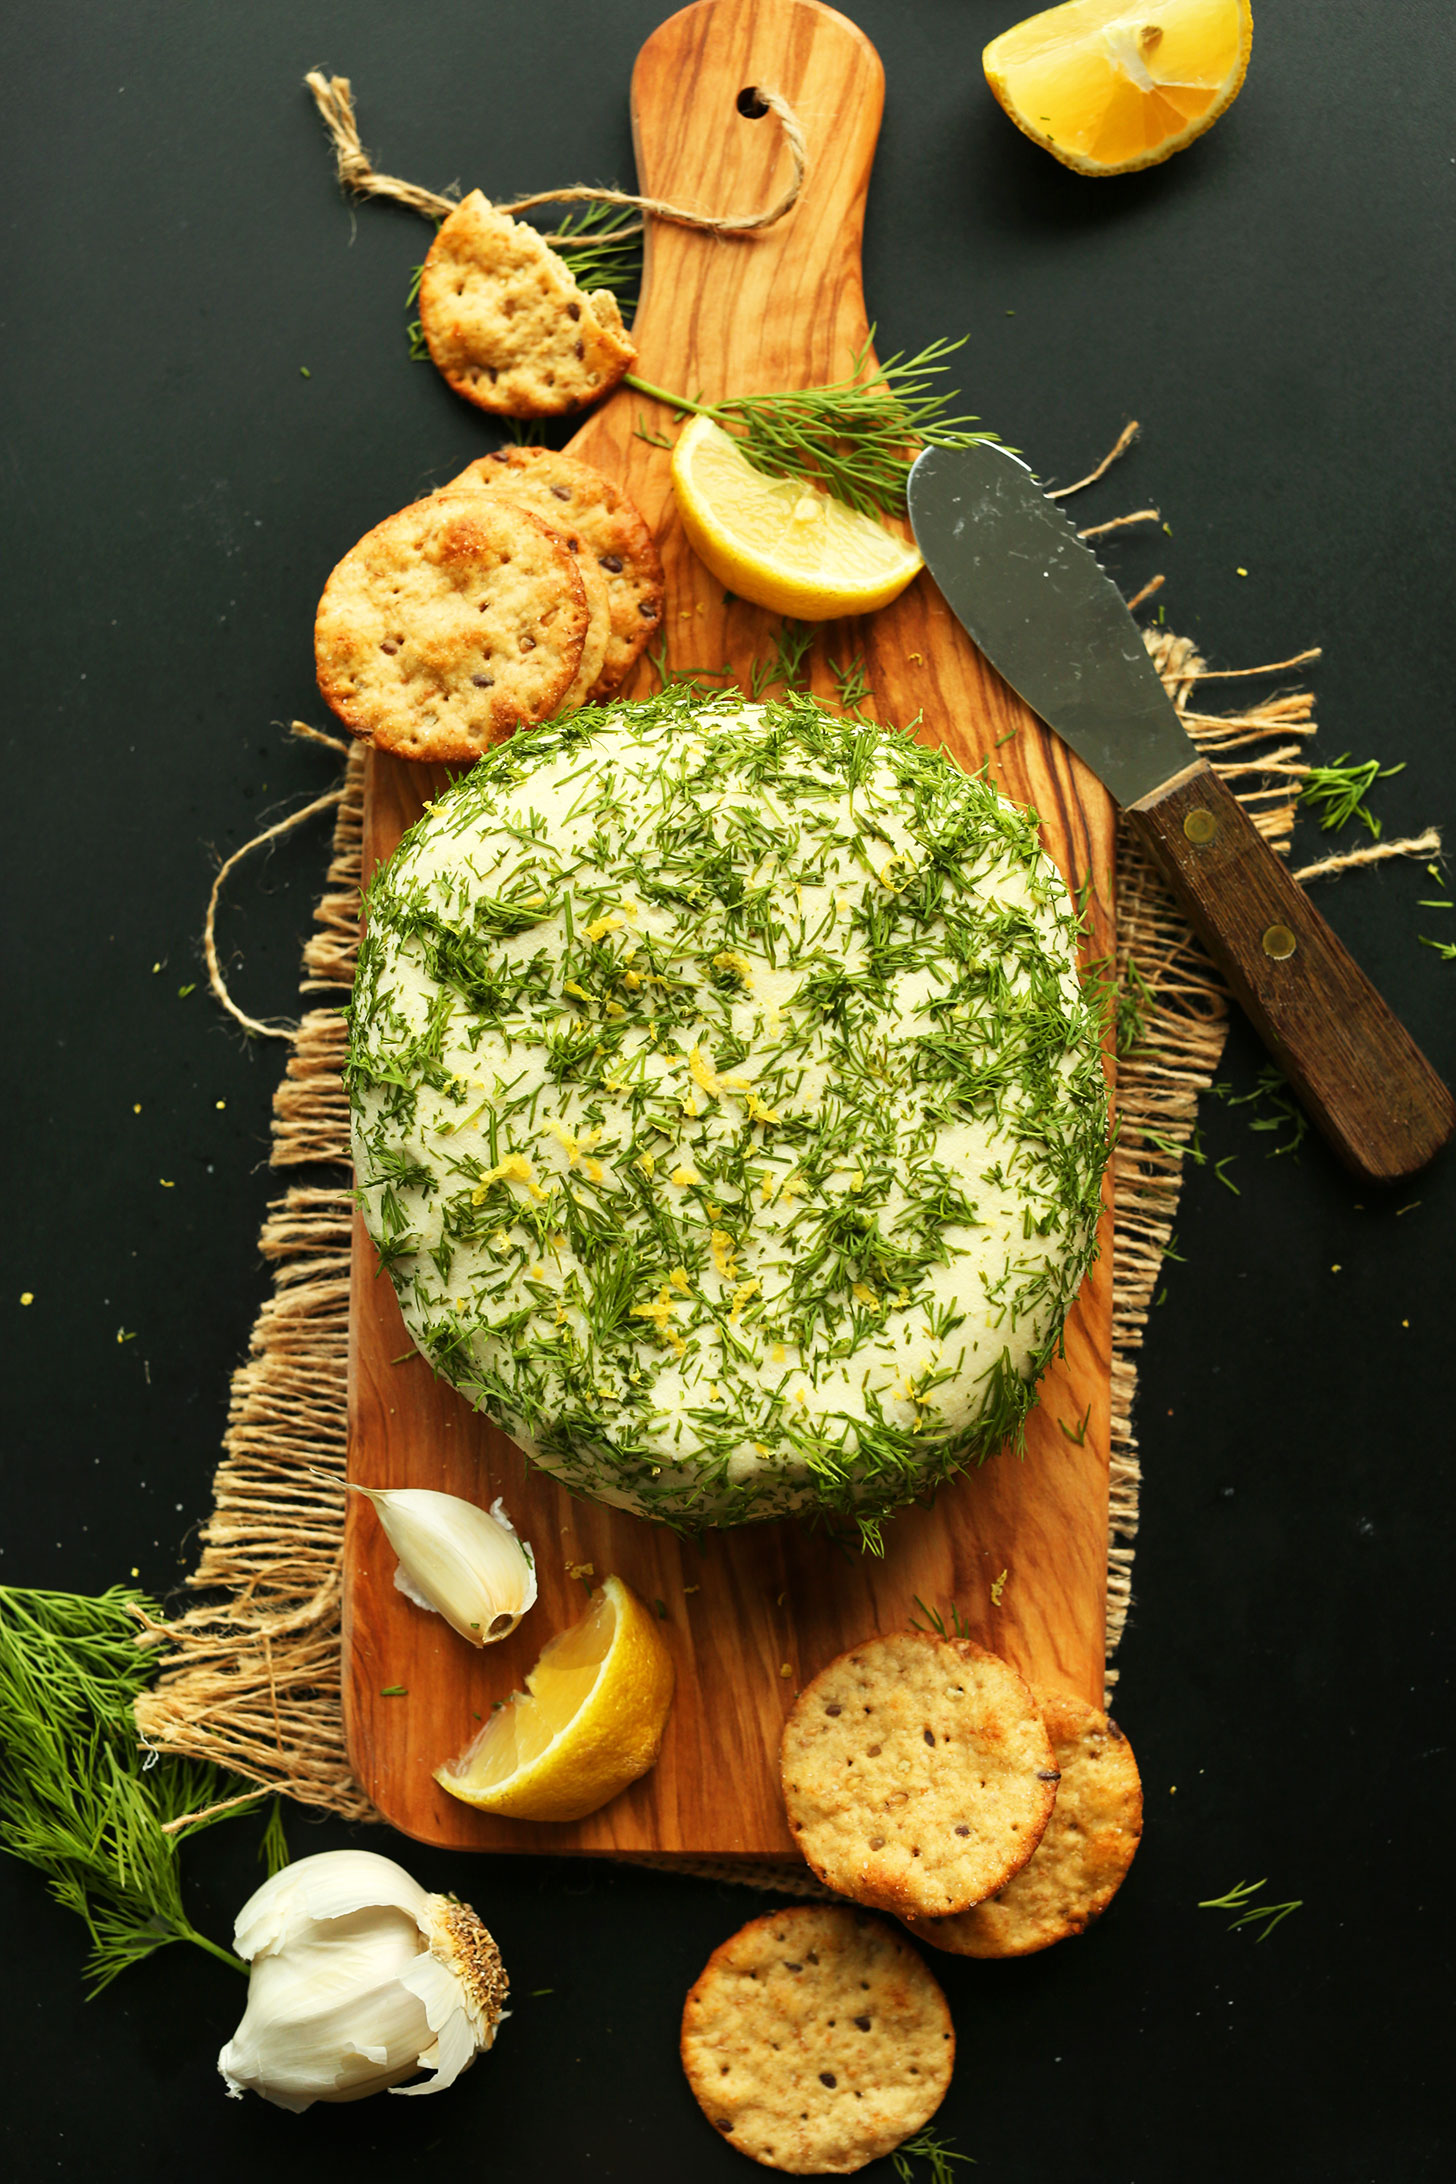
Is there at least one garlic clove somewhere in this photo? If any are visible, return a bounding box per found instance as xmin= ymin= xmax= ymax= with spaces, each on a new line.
xmin=351 ymin=1486 xmax=537 ymax=1646
xmin=234 ymin=1848 xmax=428 ymax=1961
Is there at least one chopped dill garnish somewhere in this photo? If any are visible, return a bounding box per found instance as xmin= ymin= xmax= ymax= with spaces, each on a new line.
xmin=0 ymin=1586 xmax=265 ymax=1993
xmin=1199 ymin=1878 xmax=1302 ymax=1943
xmin=634 ymin=409 xmax=675 ymax=450
xmin=1059 ymin=1402 xmax=1091 ymax=1446
xmin=829 ymin=654 xmax=874 ymax=717
xmin=1115 ymin=958 xmax=1156 ymax=1060
xmin=1214 ymin=1154 xmax=1241 ymax=1194
xmin=891 ymin=2126 xmax=976 ymax=2179
xmin=1419 ymin=935 xmax=1456 ymax=961
xmin=744 ymin=621 xmax=816 ymax=702
xmin=624 ymin=335 xmax=999 ymax=519
xmin=909 ymin=1596 xmax=971 ymax=1640
xmin=1299 ymin=752 xmax=1405 ymax=839
xmin=1213 ymin=1064 xmax=1308 ymax=1159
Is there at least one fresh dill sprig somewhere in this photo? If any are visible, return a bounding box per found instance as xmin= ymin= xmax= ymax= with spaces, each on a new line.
xmin=259 ymin=1797 xmax=291 ymax=1878
xmin=1299 ymin=752 xmax=1405 ymax=839
xmin=891 ymin=2125 xmax=976 ymax=2180
xmin=1198 ymin=1878 xmax=1302 ymax=1943
xmin=1420 ymin=935 xmax=1456 ymax=961
xmin=544 ymin=203 xmax=643 ymax=312
xmin=0 ymin=1585 xmax=264 ymax=1994
xmin=625 ymin=335 xmax=998 ymax=519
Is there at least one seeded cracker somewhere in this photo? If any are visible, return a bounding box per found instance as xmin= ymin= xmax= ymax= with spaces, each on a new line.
xmin=449 ymin=447 xmax=664 ymax=696
xmin=680 ymin=1906 xmax=953 ymax=2175
xmin=780 ymin=1631 xmax=1058 ymax=1918
xmin=314 ymin=494 xmax=587 ymax=763
xmin=418 ymin=190 xmax=636 ymax=417
xmin=435 ymin=475 xmax=614 ymax=709
xmin=903 ymin=1684 xmax=1143 ymax=1958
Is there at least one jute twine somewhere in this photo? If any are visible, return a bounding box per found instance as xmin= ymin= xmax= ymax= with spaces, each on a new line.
xmin=304 ymin=70 xmax=806 ymax=244
xmin=152 ymin=444 xmax=1443 ymax=1885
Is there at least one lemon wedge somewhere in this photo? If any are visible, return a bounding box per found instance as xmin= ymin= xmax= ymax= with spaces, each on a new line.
xmin=984 ymin=0 xmax=1253 ymax=177
xmin=435 ymin=1574 xmax=674 ymax=1821
xmin=670 ymin=413 xmax=923 ymax=622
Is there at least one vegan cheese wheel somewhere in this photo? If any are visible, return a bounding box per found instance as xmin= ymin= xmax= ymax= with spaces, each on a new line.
xmin=348 ymin=691 xmax=1107 ymax=1531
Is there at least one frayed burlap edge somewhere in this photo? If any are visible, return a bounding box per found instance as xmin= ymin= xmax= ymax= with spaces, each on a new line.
xmin=135 ymin=637 xmax=1322 ymax=1880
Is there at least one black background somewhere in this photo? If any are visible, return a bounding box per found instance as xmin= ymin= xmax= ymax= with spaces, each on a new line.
xmin=3 ymin=4 xmax=1452 ymax=2179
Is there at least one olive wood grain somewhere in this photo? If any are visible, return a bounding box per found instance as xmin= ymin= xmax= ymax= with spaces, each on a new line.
xmin=344 ymin=0 xmax=1117 ymax=1856
xmin=1128 ymin=760 xmax=1454 ymax=1183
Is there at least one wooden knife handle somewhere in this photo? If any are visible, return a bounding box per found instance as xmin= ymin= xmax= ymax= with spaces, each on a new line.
xmin=1127 ymin=759 xmax=1455 ymax=1183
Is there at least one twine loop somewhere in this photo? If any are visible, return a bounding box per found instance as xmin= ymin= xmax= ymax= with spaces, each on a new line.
xmin=304 ymin=70 xmax=807 ymax=244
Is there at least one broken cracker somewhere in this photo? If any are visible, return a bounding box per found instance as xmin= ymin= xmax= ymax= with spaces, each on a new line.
xmin=419 ymin=190 xmax=636 ymax=417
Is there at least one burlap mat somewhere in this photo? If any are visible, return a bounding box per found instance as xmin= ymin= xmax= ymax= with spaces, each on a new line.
xmin=136 ymin=632 xmax=1357 ymax=1885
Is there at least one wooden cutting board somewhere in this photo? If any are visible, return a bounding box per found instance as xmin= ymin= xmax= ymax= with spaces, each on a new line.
xmin=343 ymin=0 xmax=1116 ymax=1857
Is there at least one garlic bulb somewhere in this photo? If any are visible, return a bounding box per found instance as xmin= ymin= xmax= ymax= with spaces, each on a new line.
xmin=353 ymin=1486 xmax=537 ymax=1645
xmin=218 ymin=1849 xmax=508 ymax=2110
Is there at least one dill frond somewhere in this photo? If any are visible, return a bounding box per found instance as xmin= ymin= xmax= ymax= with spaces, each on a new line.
xmin=0 ymin=1585 xmax=265 ymax=1993
xmin=626 ymin=335 xmax=999 ymax=519
xmin=544 ymin=203 xmax=643 ymax=313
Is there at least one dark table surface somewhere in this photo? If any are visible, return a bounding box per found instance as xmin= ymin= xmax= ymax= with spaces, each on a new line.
xmin=4 ymin=4 xmax=1453 ymax=2178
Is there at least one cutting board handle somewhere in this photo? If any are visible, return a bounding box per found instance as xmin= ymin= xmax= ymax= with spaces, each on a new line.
xmin=1129 ymin=760 xmax=1455 ymax=1182
xmin=626 ymin=0 xmax=885 ymax=399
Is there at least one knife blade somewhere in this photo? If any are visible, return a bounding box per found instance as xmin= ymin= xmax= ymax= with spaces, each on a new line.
xmin=908 ymin=440 xmax=1454 ymax=1184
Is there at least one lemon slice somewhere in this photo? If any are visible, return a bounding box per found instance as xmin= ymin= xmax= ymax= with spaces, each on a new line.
xmin=435 ymin=1574 xmax=674 ymax=1821
xmin=670 ymin=413 xmax=923 ymax=622
xmin=984 ymin=0 xmax=1253 ymax=177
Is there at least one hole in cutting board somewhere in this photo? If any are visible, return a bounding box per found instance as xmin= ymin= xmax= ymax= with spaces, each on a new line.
xmin=736 ymin=85 xmax=769 ymax=119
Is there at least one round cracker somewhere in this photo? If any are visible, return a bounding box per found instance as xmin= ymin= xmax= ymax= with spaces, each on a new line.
xmin=419 ymin=190 xmax=636 ymax=418
xmin=447 ymin=446 xmax=664 ymax=696
xmin=314 ymin=493 xmax=587 ymax=763
xmin=434 ymin=485 xmax=613 ymax=714
xmin=903 ymin=1684 xmax=1143 ymax=1958
xmin=780 ymin=1632 xmax=1059 ymax=1920
xmin=680 ymin=1905 xmax=953 ymax=2175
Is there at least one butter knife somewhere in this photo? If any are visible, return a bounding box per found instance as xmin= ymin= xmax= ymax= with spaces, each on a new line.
xmin=907 ymin=440 xmax=1453 ymax=1183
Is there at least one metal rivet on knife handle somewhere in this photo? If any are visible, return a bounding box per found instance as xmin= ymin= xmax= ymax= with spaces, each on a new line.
xmin=1182 ymin=807 xmax=1218 ymax=845
xmin=1262 ymin=924 xmax=1297 ymax=961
